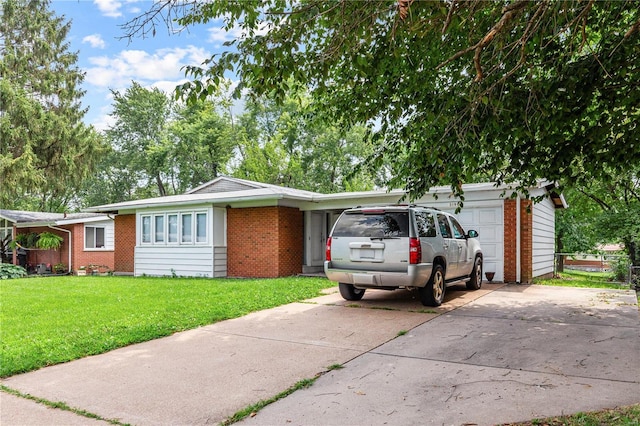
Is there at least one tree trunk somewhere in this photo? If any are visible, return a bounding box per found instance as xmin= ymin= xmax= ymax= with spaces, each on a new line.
xmin=556 ymin=233 xmax=564 ymax=273
xmin=156 ymin=174 xmax=166 ymax=197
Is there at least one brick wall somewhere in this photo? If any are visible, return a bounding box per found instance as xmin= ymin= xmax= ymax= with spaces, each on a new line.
xmin=114 ymin=214 xmax=135 ymax=273
xmin=227 ymin=206 xmax=303 ymax=277
xmin=503 ymin=200 xmax=517 ymax=282
xmin=520 ymin=199 xmax=533 ymax=283
xmin=70 ymin=223 xmax=115 ymax=272
xmin=277 ymin=207 xmax=304 ymax=276
xmin=16 ymin=224 xmax=115 ymax=273
xmin=503 ymin=199 xmax=534 ymax=283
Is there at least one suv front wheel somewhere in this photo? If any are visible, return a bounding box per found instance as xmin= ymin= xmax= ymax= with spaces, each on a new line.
xmin=339 ymin=283 xmax=366 ymax=301
xmin=420 ymin=265 xmax=445 ymax=307
xmin=466 ymin=256 xmax=483 ymax=290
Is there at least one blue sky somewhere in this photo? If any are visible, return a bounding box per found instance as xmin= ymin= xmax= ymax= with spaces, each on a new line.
xmin=51 ymin=0 xmax=238 ymax=131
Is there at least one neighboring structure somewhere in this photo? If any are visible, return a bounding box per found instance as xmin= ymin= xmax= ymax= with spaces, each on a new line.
xmin=0 ymin=210 xmax=115 ymax=274
xmin=84 ymin=176 xmax=567 ymax=283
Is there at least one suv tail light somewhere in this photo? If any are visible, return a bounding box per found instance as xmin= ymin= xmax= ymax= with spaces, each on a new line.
xmin=409 ymin=237 xmax=421 ymax=264
xmin=325 ymin=237 xmax=332 ymax=261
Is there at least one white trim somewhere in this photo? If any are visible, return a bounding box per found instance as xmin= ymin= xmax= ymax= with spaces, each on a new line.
xmin=137 ymin=209 xmax=210 ymax=247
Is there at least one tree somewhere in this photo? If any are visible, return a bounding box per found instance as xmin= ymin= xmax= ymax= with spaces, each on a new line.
xmin=106 ymin=82 xmax=174 ymax=198
xmin=0 ymin=0 xmax=102 ymax=211
xmin=582 ymin=170 xmax=640 ymax=267
xmin=168 ymin=100 xmax=236 ymax=193
xmin=556 ymin=167 xmax=640 ymax=268
xmin=123 ymin=1 xmax=640 ymax=202
xmin=232 ymin=91 xmax=380 ymax=192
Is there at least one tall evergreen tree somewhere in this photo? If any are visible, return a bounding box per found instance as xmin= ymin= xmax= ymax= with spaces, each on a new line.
xmin=0 ymin=0 xmax=102 ymax=211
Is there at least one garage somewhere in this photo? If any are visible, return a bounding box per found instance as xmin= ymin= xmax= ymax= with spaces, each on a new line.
xmin=303 ymin=181 xmax=564 ymax=283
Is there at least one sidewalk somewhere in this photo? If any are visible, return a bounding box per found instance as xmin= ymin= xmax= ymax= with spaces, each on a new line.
xmin=2 ymin=284 xmax=638 ymax=425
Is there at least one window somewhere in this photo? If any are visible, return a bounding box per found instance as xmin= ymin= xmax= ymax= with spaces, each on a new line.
xmin=196 ymin=213 xmax=207 ymax=243
xmin=437 ymin=214 xmax=452 ymax=239
xmin=0 ymin=219 xmax=13 ymax=242
xmin=168 ymin=214 xmax=178 ymax=243
xmin=139 ymin=211 xmax=208 ymax=246
xmin=415 ymin=212 xmax=437 ymax=238
xmin=181 ymin=214 xmax=192 ymax=243
xmin=85 ymin=226 xmax=106 ymax=249
xmin=0 ymin=219 xmax=13 ymax=257
xmin=450 ymin=217 xmax=466 ymax=239
xmin=142 ymin=216 xmax=151 ymax=243
xmin=332 ymin=211 xmax=409 ymax=238
xmin=154 ymin=215 xmax=165 ymax=243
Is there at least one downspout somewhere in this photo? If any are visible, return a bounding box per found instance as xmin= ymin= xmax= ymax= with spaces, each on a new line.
xmin=516 ymin=195 xmax=521 ymax=284
xmin=48 ymin=225 xmax=72 ymax=274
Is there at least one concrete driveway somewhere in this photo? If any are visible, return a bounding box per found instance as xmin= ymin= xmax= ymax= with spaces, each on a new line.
xmin=1 ymin=284 xmax=638 ymax=425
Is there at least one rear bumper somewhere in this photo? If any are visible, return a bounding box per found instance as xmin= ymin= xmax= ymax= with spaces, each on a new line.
xmin=324 ymin=261 xmax=432 ymax=288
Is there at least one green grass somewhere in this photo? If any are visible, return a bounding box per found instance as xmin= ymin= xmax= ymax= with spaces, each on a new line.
xmin=533 ymin=269 xmax=627 ymax=289
xmin=0 ymin=275 xmax=334 ymax=378
xmin=501 ymin=404 xmax=640 ymax=425
xmin=221 ymin=376 xmax=318 ymax=426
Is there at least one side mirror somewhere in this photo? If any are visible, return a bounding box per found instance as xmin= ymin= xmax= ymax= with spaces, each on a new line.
xmin=467 ymin=230 xmax=479 ymax=238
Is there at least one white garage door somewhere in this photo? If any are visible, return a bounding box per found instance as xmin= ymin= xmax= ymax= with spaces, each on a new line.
xmin=445 ymin=204 xmax=504 ymax=283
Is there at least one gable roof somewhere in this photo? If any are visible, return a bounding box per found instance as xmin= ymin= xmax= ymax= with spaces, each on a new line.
xmin=85 ymin=176 xmax=323 ymax=213
xmin=186 ymin=176 xmax=320 ymax=197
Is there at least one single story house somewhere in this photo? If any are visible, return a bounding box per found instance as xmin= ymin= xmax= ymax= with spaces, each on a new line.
xmin=0 ymin=210 xmax=116 ymax=274
xmin=80 ymin=176 xmax=567 ymax=283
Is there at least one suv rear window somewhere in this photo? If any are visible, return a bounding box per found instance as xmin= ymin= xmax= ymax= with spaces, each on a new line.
xmin=332 ymin=211 xmax=409 ymax=238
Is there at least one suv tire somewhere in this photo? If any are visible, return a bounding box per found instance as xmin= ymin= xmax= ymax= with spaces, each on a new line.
xmin=420 ymin=265 xmax=445 ymax=307
xmin=466 ymin=256 xmax=483 ymax=290
xmin=339 ymin=283 xmax=366 ymax=301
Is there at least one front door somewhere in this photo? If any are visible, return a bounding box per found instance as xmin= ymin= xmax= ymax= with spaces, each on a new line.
xmin=309 ymin=211 xmax=326 ymax=266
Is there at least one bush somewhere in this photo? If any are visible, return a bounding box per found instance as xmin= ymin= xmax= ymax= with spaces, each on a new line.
xmin=609 ymin=256 xmax=631 ymax=282
xmin=0 ymin=264 xmax=27 ymax=279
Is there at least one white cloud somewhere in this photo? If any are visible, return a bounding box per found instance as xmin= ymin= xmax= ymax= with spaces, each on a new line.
xmin=208 ymin=26 xmax=243 ymax=44
xmin=82 ymin=34 xmax=106 ymax=49
xmin=85 ymin=46 xmax=211 ymax=89
xmin=94 ymin=0 xmax=122 ymax=18
xmin=207 ymin=22 xmax=270 ymax=47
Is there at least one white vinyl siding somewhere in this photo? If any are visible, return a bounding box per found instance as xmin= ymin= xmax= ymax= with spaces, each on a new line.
xmin=135 ymin=246 xmax=215 ymax=277
xmin=532 ymin=198 xmax=556 ymax=277
xmin=84 ymin=220 xmax=114 ymax=250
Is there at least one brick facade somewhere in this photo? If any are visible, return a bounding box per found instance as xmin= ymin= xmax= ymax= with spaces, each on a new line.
xmin=114 ymin=214 xmax=135 ymax=273
xmin=520 ymin=199 xmax=533 ymax=283
xmin=503 ymin=199 xmax=534 ymax=283
xmin=69 ymin=223 xmax=115 ymax=272
xmin=227 ymin=206 xmax=303 ymax=278
xmin=17 ymin=224 xmax=115 ymax=273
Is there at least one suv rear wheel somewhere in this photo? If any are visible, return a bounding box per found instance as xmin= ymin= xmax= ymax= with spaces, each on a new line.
xmin=420 ymin=265 xmax=445 ymax=307
xmin=339 ymin=283 xmax=366 ymax=301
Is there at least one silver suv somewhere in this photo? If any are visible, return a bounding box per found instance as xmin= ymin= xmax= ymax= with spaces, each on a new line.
xmin=324 ymin=206 xmax=483 ymax=306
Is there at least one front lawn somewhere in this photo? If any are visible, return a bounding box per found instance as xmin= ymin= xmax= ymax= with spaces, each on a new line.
xmin=0 ymin=275 xmax=334 ymax=378
xmin=533 ymin=269 xmax=627 ymax=289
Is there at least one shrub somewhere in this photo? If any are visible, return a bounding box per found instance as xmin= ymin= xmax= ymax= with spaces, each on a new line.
xmin=0 ymin=264 xmax=27 ymax=279
xmin=609 ymin=256 xmax=631 ymax=282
